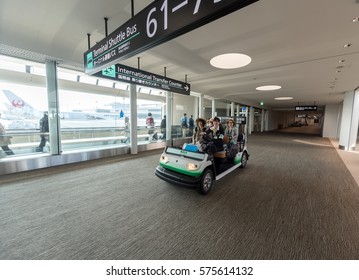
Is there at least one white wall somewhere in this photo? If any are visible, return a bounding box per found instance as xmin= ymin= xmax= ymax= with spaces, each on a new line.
xmin=267 ymin=110 xmax=282 ymax=130
xmin=322 ymin=104 xmax=340 ymax=138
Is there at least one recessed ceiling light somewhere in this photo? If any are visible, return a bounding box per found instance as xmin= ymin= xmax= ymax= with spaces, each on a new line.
xmin=256 ymin=85 xmax=282 ymax=91
xmin=344 ymin=43 xmax=352 ymax=48
xmin=353 ymin=17 xmax=359 ymax=22
xmin=210 ymin=53 xmax=251 ymax=69
xmin=274 ymin=97 xmax=293 ymax=100
xmin=339 ymin=60 xmax=345 ymax=63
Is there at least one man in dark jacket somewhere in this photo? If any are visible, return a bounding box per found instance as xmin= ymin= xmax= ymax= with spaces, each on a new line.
xmin=36 ymin=112 xmax=49 ymax=152
xmin=160 ymin=115 xmax=166 ymax=139
xmin=188 ymin=114 xmax=194 ymax=136
xmin=206 ymin=116 xmax=224 ymax=153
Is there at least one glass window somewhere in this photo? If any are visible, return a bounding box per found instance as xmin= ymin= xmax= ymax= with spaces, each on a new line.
xmin=58 ymin=69 xmax=78 ymax=82
xmin=0 ymin=82 xmax=48 ymax=158
xmin=78 ymin=75 xmax=97 ymax=85
xmin=0 ymin=55 xmax=26 ymax=73
xmin=59 ymin=89 xmax=130 ymax=152
xmin=1 ymin=54 xmax=172 ymax=160
xmin=137 ymin=98 xmax=164 ymax=143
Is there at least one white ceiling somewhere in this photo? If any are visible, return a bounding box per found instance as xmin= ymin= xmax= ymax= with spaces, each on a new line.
xmin=1 ymin=0 xmax=359 ymax=110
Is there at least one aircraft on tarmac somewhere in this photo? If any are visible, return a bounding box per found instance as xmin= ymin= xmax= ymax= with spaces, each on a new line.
xmin=0 ymin=89 xmax=163 ymax=129
xmin=0 ymin=89 xmax=41 ymax=129
xmin=2 ymin=89 xmax=42 ymax=118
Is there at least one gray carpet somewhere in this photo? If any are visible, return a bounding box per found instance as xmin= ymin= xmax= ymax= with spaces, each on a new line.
xmin=0 ymin=132 xmax=358 ymax=259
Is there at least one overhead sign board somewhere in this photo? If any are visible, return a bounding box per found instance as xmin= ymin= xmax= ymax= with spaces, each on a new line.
xmin=84 ymin=0 xmax=259 ymax=74
xmin=295 ymin=106 xmax=317 ymax=111
xmin=93 ymin=64 xmax=190 ymax=95
xmin=236 ymin=116 xmax=246 ymax=125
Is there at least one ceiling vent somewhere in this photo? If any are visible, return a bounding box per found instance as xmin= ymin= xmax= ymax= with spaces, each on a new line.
xmin=0 ymin=44 xmax=83 ymax=71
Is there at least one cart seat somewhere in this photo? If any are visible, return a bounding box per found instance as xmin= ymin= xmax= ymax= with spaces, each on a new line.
xmin=214 ymin=150 xmax=226 ymax=158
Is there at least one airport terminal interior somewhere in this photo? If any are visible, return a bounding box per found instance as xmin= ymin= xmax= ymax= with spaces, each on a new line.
xmin=0 ymin=0 xmax=359 ymax=260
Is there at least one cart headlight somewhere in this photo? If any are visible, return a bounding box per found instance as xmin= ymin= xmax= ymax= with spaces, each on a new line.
xmin=186 ymin=162 xmax=198 ymax=171
xmin=160 ymin=155 xmax=169 ymax=163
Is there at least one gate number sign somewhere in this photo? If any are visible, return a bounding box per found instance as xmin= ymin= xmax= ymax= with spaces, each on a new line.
xmin=84 ymin=0 xmax=259 ymax=74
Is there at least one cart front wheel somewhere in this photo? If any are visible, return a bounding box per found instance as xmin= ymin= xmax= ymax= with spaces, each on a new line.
xmin=197 ymin=168 xmax=214 ymax=195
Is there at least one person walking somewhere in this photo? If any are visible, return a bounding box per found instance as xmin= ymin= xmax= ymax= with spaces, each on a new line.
xmin=180 ymin=113 xmax=188 ymax=137
xmin=146 ymin=112 xmax=156 ymax=141
xmin=188 ymin=114 xmax=194 ymax=136
xmin=160 ymin=115 xmax=166 ymax=140
xmin=0 ymin=113 xmax=15 ymax=156
xmin=36 ymin=111 xmax=49 ymax=152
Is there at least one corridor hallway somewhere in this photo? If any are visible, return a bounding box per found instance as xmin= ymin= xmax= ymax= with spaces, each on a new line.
xmin=0 ymin=132 xmax=358 ymax=259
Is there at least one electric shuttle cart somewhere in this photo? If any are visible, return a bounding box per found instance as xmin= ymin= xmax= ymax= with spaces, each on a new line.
xmin=155 ymin=136 xmax=249 ymax=194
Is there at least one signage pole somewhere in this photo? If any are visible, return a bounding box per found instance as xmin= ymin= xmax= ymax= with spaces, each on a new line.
xmin=87 ymin=33 xmax=91 ymax=50
xmin=104 ymin=17 xmax=109 ymax=36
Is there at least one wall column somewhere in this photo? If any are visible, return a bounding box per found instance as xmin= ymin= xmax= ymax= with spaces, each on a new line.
xmin=261 ymin=109 xmax=265 ymax=132
xmin=339 ymin=90 xmax=359 ymax=151
xmin=211 ymin=99 xmax=216 ymax=117
xmin=194 ymin=95 xmax=199 ymax=119
xmin=249 ymin=107 xmax=254 ymax=135
xmin=245 ymin=107 xmax=249 ymax=135
xmin=198 ymin=94 xmax=204 ymax=118
xmin=45 ymin=60 xmax=61 ymax=155
xmin=230 ymin=102 xmax=235 ymax=117
xmin=166 ymin=91 xmax=173 ymax=141
xmin=130 ymin=84 xmax=137 ymax=154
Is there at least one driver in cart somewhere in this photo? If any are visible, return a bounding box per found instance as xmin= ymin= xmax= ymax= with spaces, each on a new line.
xmin=206 ymin=116 xmax=224 ymax=154
xmin=192 ymin=117 xmax=209 ymax=152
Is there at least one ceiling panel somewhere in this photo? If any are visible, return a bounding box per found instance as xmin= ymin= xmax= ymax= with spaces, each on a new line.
xmin=0 ymin=0 xmax=358 ymax=109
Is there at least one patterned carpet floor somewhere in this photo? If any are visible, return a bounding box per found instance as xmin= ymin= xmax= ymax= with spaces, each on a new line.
xmin=0 ymin=132 xmax=358 ymax=259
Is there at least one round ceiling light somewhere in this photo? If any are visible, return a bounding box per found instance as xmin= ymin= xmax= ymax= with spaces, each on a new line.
xmin=256 ymin=85 xmax=282 ymax=91
xmin=210 ymin=53 xmax=252 ymax=69
xmin=274 ymin=97 xmax=293 ymax=100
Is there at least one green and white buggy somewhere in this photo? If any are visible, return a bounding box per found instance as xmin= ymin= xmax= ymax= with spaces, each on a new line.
xmin=155 ymin=136 xmax=249 ymax=194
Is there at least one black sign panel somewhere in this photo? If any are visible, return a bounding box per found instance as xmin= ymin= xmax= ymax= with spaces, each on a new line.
xmin=295 ymin=106 xmax=317 ymax=111
xmin=93 ymin=64 xmax=190 ymax=95
xmin=84 ymin=0 xmax=259 ymax=74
